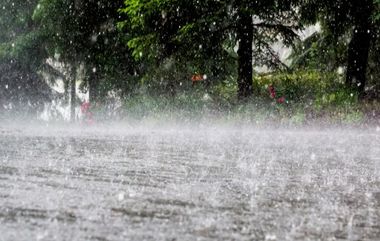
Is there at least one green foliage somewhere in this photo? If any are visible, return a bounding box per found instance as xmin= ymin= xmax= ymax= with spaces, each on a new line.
xmin=0 ymin=0 xmax=52 ymax=116
xmin=1 ymin=0 xmax=379 ymax=120
xmin=212 ymin=76 xmax=238 ymax=104
xmin=33 ymin=0 xmax=80 ymax=61
xmin=254 ymin=71 xmax=340 ymax=101
xmin=127 ymin=34 xmax=157 ymax=60
xmin=0 ymin=0 xmax=45 ymax=66
xmin=374 ymin=0 xmax=380 ymax=21
xmin=34 ymin=0 xmax=141 ymax=99
xmin=119 ymin=69 xmax=366 ymax=123
xmin=122 ymin=90 xmax=219 ymax=121
xmin=119 ymin=76 xmax=368 ymax=125
xmin=289 ymin=32 xmax=348 ymax=71
xmin=297 ymin=0 xmax=378 ymax=95
xmin=119 ymin=0 xmax=302 ymax=97
xmin=244 ymin=70 xmax=364 ymax=123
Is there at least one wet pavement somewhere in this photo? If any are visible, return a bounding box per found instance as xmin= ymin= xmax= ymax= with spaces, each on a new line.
xmin=0 ymin=125 xmax=379 ymax=240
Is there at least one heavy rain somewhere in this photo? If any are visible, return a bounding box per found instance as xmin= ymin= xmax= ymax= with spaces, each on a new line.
xmin=1 ymin=1 xmax=380 ymax=241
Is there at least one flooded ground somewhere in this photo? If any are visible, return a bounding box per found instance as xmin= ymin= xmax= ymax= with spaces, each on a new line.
xmin=0 ymin=124 xmax=379 ymax=241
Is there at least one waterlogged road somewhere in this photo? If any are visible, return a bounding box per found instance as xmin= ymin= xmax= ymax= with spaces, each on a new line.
xmin=0 ymin=125 xmax=379 ymax=241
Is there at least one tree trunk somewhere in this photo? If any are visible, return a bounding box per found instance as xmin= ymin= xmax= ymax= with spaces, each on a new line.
xmin=236 ymin=8 xmax=253 ymax=100
xmin=64 ymin=77 xmax=69 ymax=104
xmin=70 ymin=66 xmax=76 ymax=122
xmin=345 ymin=2 xmax=373 ymax=96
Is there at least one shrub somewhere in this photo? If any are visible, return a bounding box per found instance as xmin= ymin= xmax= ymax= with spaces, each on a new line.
xmin=253 ymin=70 xmax=344 ymax=102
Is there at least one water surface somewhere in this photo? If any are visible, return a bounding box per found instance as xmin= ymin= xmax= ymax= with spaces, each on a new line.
xmin=0 ymin=125 xmax=379 ymax=240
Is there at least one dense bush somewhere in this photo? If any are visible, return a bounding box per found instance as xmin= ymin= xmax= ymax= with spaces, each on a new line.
xmin=115 ymin=70 xmax=377 ymax=125
xmin=253 ymin=71 xmax=351 ymax=102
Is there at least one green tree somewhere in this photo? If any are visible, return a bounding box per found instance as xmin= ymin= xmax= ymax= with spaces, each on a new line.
xmin=297 ymin=0 xmax=378 ymax=96
xmin=33 ymin=0 xmax=140 ymax=120
xmin=119 ymin=0 xmax=301 ymax=100
xmin=0 ymin=0 xmax=51 ymax=116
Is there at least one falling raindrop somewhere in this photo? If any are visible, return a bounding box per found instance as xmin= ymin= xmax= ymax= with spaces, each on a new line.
xmin=311 ymin=153 xmax=316 ymax=160
xmin=118 ymin=192 xmax=125 ymax=201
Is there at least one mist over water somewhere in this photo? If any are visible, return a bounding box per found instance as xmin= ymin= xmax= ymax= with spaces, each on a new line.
xmin=0 ymin=122 xmax=379 ymax=241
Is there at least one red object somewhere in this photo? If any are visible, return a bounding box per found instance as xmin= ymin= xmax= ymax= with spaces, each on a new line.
xmin=269 ymin=85 xmax=276 ymax=98
xmin=191 ymin=74 xmax=204 ymax=86
xmin=81 ymin=102 xmax=90 ymax=113
xmin=268 ymin=85 xmax=286 ymax=104
xmin=191 ymin=74 xmax=204 ymax=82
xmin=277 ymin=96 xmax=286 ymax=104
xmin=80 ymin=101 xmax=94 ymax=124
